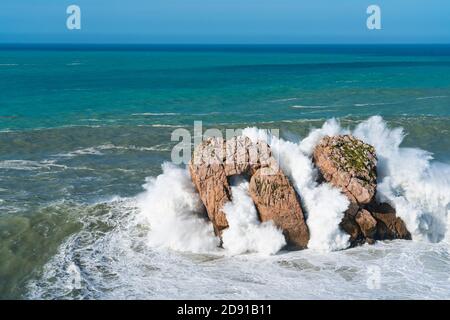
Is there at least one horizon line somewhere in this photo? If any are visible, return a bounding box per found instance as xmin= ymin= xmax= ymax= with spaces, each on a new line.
xmin=1 ymin=43 xmax=450 ymax=48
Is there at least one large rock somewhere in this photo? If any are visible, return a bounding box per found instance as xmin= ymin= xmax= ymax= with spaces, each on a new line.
xmin=189 ymin=136 xmax=310 ymax=248
xmin=313 ymin=135 xmax=411 ymax=246
xmin=189 ymin=137 xmax=231 ymax=235
xmin=249 ymin=167 xmax=310 ymax=249
xmin=189 ymin=136 xmax=272 ymax=235
xmin=313 ymin=135 xmax=377 ymax=205
xmin=368 ymin=202 xmax=412 ymax=240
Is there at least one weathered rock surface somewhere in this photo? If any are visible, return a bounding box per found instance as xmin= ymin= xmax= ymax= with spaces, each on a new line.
xmin=189 ymin=133 xmax=411 ymax=251
xmin=355 ymin=209 xmax=378 ymax=242
xmin=249 ymin=168 xmax=309 ymax=249
xmin=313 ymin=135 xmax=411 ymax=246
xmin=189 ymin=136 xmax=309 ymax=248
xmin=339 ymin=203 xmax=364 ymax=245
xmin=189 ymin=137 xmax=231 ymax=235
xmin=313 ymin=135 xmax=377 ymax=205
xmin=368 ymin=202 xmax=412 ymax=240
xmin=223 ymin=136 xmax=272 ymax=177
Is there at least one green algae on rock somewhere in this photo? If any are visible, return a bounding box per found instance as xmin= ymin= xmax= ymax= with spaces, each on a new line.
xmin=313 ymin=135 xmax=411 ymax=246
xmin=313 ymin=135 xmax=377 ymax=204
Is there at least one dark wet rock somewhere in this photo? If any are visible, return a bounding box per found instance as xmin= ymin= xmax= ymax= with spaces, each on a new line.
xmin=368 ymin=202 xmax=412 ymax=241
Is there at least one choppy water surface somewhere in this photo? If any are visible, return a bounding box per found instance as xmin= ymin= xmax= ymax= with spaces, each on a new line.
xmin=0 ymin=46 xmax=449 ymax=299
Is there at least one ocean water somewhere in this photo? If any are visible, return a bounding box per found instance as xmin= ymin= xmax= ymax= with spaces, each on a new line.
xmin=0 ymin=45 xmax=450 ymax=299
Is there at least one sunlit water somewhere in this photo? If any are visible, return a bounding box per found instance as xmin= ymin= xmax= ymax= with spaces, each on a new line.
xmin=1 ymin=45 xmax=449 ymax=299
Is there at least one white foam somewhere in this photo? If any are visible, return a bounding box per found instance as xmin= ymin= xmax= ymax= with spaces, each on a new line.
xmin=271 ymin=97 xmax=299 ymax=102
xmin=221 ymin=178 xmax=286 ymax=255
xmin=135 ymin=164 xmax=285 ymax=256
xmin=353 ymin=116 xmax=450 ymax=242
xmin=136 ymin=162 xmax=219 ymax=253
xmin=27 ymin=221 xmax=450 ymax=299
xmin=100 ymin=144 xmax=171 ymax=152
xmin=416 ymin=95 xmax=448 ymax=100
xmin=243 ymin=126 xmax=350 ymax=252
xmin=243 ymin=115 xmax=450 ymax=249
xmin=66 ymin=263 xmax=83 ymax=290
xmin=55 ymin=144 xmax=170 ymax=158
xmin=0 ymin=160 xmax=68 ymax=171
xmin=353 ymin=102 xmax=398 ymax=107
xmin=291 ymin=105 xmax=328 ymax=109
xmin=56 ymin=147 xmax=104 ymax=158
xmin=147 ymin=124 xmax=182 ymax=128
xmin=131 ymin=113 xmax=180 ymax=116
xmin=25 ymin=117 xmax=450 ymax=299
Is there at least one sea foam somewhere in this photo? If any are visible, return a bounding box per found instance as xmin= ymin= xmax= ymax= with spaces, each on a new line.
xmin=26 ymin=116 xmax=450 ymax=300
xmin=221 ymin=178 xmax=286 ymax=255
xmin=352 ymin=116 xmax=450 ymax=242
xmin=134 ymin=116 xmax=450 ymax=254
xmin=136 ymin=162 xmax=219 ymax=253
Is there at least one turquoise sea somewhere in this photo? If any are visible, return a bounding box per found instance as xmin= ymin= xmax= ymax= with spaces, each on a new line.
xmin=1 ymin=45 xmax=450 ymax=299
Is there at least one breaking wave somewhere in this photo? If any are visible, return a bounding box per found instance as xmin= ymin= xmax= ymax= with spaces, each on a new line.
xmin=0 ymin=160 xmax=68 ymax=171
xmin=136 ymin=163 xmax=219 ymax=253
xmin=135 ymin=116 xmax=450 ymax=254
xmin=54 ymin=144 xmax=171 ymax=158
xmin=25 ymin=116 xmax=450 ymax=299
xmin=221 ymin=178 xmax=286 ymax=255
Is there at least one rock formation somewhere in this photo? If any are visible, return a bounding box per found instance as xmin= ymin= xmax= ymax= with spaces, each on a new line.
xmin=313 ymin=135 xmax=411 ymax=246
xmin=188 ymin=133 xmax=411 ymax=251
xmin=368 ymin=202 xmax=411 ymax=241
xmin=189 ymin=136 xmax=310 ymax=248
xmin=189 ymin=137 xmax=231 ymax=235
xmin=313 ymin=135 xmax=377 ymax=205
xmin=249 ymin=168 xmax=309 ymax=249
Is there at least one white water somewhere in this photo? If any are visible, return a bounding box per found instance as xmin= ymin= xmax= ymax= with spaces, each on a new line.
xmin=136 ymin=162 xmax=219 ymax=253
xmin=221 ymin=178 xmax=286 ymax=255
xmin=352 ymin=117 xmax=450 ymax=243
xmin=27 ymin=116 xmax=450 ymax=299
xmin=243 ymin=122 xmax=351 ymax=252
xmin=243 ymin=116 xmax=450 ymax=250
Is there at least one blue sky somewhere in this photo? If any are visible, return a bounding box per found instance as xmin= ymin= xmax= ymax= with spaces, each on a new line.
xmin=0 ymin=0 xmax=449 ymax=44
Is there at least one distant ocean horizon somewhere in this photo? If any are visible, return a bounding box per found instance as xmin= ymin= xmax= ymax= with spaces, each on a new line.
xmin=2 ymin=43 xmax=450 ymax=50
xmin=1 ymin=43 xmax=449 ymax=299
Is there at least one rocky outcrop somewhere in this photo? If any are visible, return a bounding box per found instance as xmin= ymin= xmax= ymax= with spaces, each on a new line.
xmin=249 ymin=168 xmax=309 ymax=249
xmin=188 ymin=137 xmax=231 ymax=235
xmin=314 ymin=135 xmax=411 ymax=246
xmin=368 ymin=202 xmax=411 ymax=241
xmin=189 ymin=136 xmax=309 ymax=248
xmin=313 ymin=135 xmax=377 ymax=205
xmin=189 ymin=133 xmax=411 ymax=251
